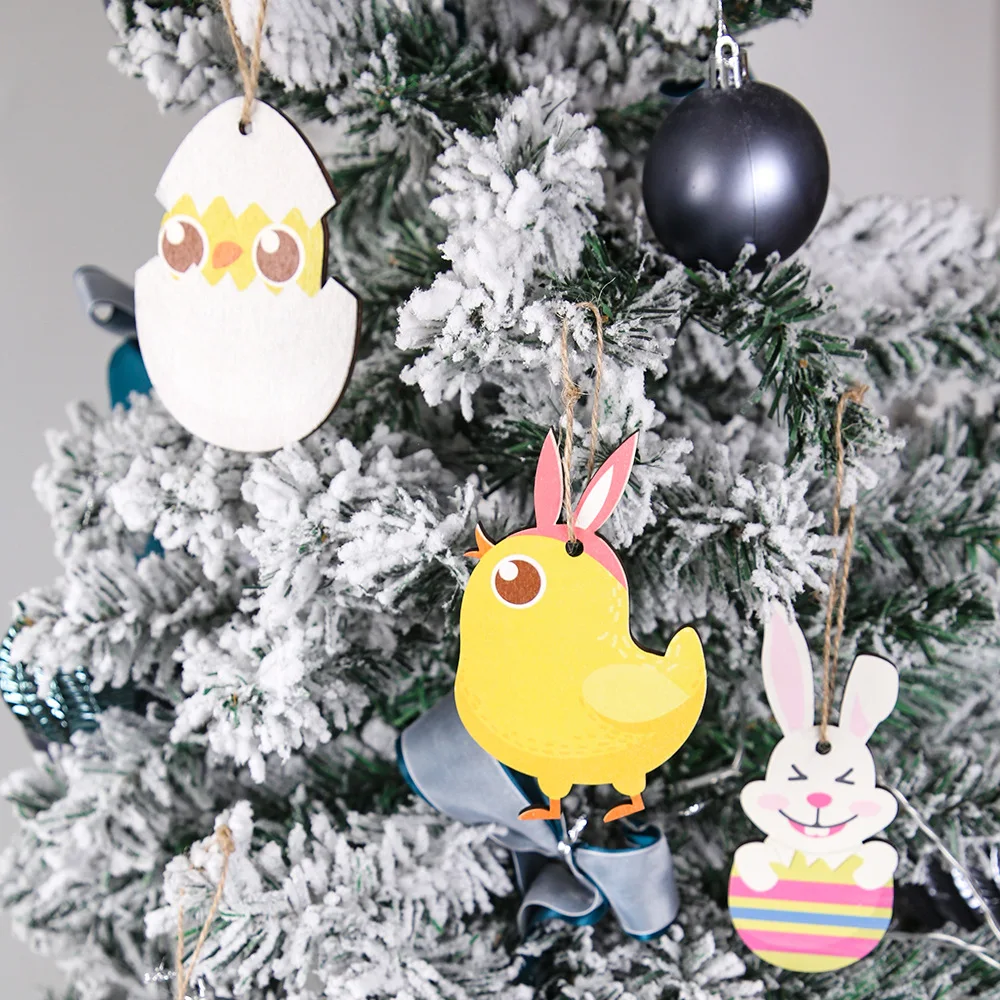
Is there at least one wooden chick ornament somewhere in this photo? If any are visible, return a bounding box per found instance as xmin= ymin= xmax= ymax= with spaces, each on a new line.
xmin=729 ymin=609 xmax=899 ymax=972
xmin=134 ymin=97 xmax=360 ymax=452
xmin=455 ymin=431 xmax=707 ymax=824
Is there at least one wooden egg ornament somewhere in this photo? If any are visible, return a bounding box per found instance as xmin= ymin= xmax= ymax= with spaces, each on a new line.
xmin=454 ymin=430 xmax=708 ymax=824
xmin=134 ymin=97 xmax=360 ymax=452
xmin=729 ymin=610 xmax=899 ymax=972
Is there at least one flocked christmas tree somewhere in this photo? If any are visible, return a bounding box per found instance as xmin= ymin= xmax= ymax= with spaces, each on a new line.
xmin=3 ymin=1 xmax=1000 ymax=997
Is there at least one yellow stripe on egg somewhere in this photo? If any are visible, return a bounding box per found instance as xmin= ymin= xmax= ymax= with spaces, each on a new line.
xmin=731 ymin=917 xmax=885 ymax=939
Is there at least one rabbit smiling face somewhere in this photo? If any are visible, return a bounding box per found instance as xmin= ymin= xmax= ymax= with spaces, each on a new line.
xmin=740 ymin=611 xmax=899 ymax=857
xmin=742 ymin=727 xmax=897 ymax=855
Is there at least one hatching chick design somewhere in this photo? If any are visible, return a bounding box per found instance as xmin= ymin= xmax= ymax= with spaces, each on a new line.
xmin=156 ymin=195 xmax=326 ymax=296
xmin=135 ymin=97 xmax=359 ymax=453
xmin=455 ymin=431 xmax=707 ymax=824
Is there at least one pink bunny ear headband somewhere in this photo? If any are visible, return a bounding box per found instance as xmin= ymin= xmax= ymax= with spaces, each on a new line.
xmin=522 ymin=429 xmax=637 ymax=588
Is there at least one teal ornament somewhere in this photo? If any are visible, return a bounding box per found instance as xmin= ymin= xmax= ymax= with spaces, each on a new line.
xmin=1 ymin=619 xmax=143 ymax=749
xmin=109 ymin=340 xmax=152 ymax=410
xmin=0 ymin=620 xmax=101 ymax=749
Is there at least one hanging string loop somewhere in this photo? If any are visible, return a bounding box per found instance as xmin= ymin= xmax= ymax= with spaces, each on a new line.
xmin=175 ymin=825 xmax=236 ymax=1000
xmin=818 ymin=383 xmax=869 ymax=747
xmin=558 ymin=303 xmax=606 ymax=547
xmin=219 ymin=0 xmax=270 ymax=131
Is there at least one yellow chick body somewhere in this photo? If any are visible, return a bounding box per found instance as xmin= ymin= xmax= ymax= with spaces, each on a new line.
xmin=456 ymin=534 xmax=706 ymax=799
xmin=454 ymin=431 xmax=707 ymax=823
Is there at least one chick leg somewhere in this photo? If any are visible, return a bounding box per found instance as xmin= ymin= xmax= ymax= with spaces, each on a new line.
xmin=603 ymin=795 xmax=644 ymax=823
xmin=518 ymin=798 xmax=562 ymax=821
xmin=604 ymin=774 xmax=647 ymax=823
xmin=519 ymin=775 xmax=571 ymax=821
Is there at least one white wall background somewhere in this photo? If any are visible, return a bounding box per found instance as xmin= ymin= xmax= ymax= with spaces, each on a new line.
xmin=747 ymin=1 xmax=1000 ymax=213
xmin=0 ymin=0 xmax=996 ymax=994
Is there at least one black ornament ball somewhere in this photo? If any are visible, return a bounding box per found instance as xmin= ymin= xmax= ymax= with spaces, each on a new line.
xmin=642 ymin=81 xmax=829 ymax=272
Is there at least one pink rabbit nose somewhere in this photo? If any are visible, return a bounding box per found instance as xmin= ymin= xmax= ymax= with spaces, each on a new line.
xmin=807 ymin=792 xmax=833 ymax=808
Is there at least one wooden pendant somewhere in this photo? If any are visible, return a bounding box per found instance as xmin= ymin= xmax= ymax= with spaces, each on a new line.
xmin=729 ymin=610 xmax=899 ymax=971
xmin=134 ymin=97 xmax=360 ymax=452
xmin=454 ymin=430 xmax=707 ymax=824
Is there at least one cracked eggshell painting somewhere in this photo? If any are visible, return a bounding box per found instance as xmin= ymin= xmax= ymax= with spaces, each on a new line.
xmin=134 ymin=97 xmax=360 ymax=452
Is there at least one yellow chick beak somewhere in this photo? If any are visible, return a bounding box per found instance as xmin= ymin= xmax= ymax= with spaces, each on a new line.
xmin=212 ymin=241 xmax=244 ymax=269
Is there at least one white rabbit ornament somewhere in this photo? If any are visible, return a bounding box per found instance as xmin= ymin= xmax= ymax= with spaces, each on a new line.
xmin=729 ymin=609 xmax=899 ymax=973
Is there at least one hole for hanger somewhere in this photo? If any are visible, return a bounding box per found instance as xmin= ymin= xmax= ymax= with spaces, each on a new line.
xmin=816 ymin=740 xmax=832 ymax=756
xmin=239 ymin=119 xmax=253 ymax=136
xmin=565 ymin=539 xmax=584 ymax=557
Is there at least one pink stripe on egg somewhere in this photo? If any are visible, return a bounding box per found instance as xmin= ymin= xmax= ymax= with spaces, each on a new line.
xmin=729 ymin=878 xmax=893 ymax=909
xmin=738 ymin=929 xmax=881 ymax=959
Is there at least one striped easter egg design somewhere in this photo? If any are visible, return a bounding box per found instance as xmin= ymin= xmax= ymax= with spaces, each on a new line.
xmin=729 ymin=852 xmax=892 ymax=972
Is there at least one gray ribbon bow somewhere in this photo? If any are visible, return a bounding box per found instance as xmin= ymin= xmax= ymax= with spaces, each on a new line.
xmin=398 ymin=694 xmax=680 ymax=938
xmin=74 ymin=265 xmax=136 ymax=336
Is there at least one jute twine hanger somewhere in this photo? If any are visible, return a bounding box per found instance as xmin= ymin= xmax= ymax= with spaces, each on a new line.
xmin=219 ymin=0 xmax=270 ymax=130
xmin=559 ymin=302 xmax=606 ymax=547
xmin=817 ymin=384 xmax=868 ymax=749
xmin=174 ymin=825 xmax=236 ymax=1000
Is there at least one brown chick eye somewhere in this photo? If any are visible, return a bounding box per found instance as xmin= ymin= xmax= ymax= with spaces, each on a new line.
xmin=492 ymin=557 xmax=545 ymax=608
xmin=255 ymin=227 xmax=302 ymax=284
xmin=160 ymin=218 xmax=205 ymax=273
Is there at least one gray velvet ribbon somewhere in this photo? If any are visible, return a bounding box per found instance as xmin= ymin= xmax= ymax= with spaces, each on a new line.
xmin=398 ymin=693 xmax=680 ymax=938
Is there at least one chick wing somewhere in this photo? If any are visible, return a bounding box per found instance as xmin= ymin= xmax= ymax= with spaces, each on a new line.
xmin=581 ymin=627 xmax=705 ymax=724
xmin=582 ymin=663 xmax=691 ymax=723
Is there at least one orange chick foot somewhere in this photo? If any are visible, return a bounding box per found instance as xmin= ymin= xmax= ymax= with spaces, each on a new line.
xmin=603 ymin=794 xmax=645 ymax=824
xmin=518 ymin=798 xmax=561 ymax=821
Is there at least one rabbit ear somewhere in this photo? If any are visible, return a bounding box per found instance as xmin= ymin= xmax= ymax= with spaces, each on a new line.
xmin=534 ymin=430 xmax=564 ymax=529
xmin=839 ymin=654 xmax=898 ymax=743
xmin=573 ymin=433 xmax=638 ymax=533
xmin=761 ymin=608 xmax=815 ymax=734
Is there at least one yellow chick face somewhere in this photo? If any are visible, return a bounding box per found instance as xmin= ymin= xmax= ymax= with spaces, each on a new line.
xmin=454 ymin=431 xmax=707 ymax=824
xmin=157 ymin=195 xmax=326 ymax=296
